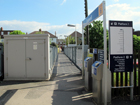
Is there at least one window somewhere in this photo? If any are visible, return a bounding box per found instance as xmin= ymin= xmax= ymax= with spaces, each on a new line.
xmin=1 ymin=32 xmax=3 ymax=35
xmin=8 ymin=32 xmax=10 ymax=35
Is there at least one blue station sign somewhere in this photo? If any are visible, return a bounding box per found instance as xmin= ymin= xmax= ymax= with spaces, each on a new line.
xmin=83 ymin=2 xmax=104 ymax=28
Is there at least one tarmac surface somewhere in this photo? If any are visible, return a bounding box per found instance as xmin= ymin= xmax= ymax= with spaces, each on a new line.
xmin=0 ymin=52 xmax=140 ymax=105
xmin=0 ymin=53 xmax=93 ymax=105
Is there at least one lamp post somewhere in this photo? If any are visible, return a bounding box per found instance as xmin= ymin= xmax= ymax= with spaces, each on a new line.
xmin=64 ymin=35 xmax=68 ymax=47
xmin=58 ymin=35 xmax=62 ymax=53
xmin=67 ymin=24 xmax=77 ymax=46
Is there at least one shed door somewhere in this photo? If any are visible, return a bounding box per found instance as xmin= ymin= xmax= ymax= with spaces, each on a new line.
xmin=26 ymin=40 xmax=45 ymax=78
xmin=8 ymin=40 xmax=26 ymax=78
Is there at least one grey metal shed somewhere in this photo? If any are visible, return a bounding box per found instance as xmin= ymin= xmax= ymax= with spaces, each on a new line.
xmin=4 ymin=34 xmax=51 ymax=80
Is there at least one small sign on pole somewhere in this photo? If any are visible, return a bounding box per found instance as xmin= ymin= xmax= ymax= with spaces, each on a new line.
xmin=98 ymin=49 xmax=104 ymax=63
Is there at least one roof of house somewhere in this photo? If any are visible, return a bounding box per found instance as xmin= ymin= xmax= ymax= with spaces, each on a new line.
xmin=133 ymin=31 xmax=140 ymax=36
xmin=0 ymin=27 xmax=14 ymax=32
xmin=29 ymin=29 xmax=57 ymax=38
xmin=69 ymin=31 xmax=82 ymax=37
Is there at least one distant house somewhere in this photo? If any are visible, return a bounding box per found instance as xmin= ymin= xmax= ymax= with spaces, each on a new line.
xmin=69 ymin=31 xmax=82 ymax=45
xmin=29 ymin=29 xmax=58 ymax=44
xmin=133 ymin=30 xmax=140 ymax=36
xmin=0 ymin=27 xmax=14 ymax=38
xmin=57 ymin=39 xmax=65 ymax=48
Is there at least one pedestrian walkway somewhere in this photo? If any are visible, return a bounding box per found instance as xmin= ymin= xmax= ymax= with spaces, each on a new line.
xmin=50 ymin=53 xmax=93 ymax=105
xmin=0 ymin=53 xmax=94 ymax=105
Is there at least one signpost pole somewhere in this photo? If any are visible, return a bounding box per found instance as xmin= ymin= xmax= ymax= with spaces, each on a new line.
xmin=82 ymin=21 xmax=84 ymax=79
xmin=103 ymin=1 xmax=107 ymax=105
xmin=130 ymin=72 xmax=133 ymax=100
xmin=82 ymin=1 xmax=110 ymax=104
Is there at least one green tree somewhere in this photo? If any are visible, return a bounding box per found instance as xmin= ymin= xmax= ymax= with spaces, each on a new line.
xmin=133 ymin=35 xmax=140 ymax=51
xmin=85 ymin=20 xmax=139 ymax=53
xmin=50 ymin=42 xmax=58 ymax=47
xmin=65 ymin=36 xmax=75 ymax=45
xmin=85 ymin=20 xmax=108 ymax=49
xmin=10 ymin=30 xmax=25 ymax=35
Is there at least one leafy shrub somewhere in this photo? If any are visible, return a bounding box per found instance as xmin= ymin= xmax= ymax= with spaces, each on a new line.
xmin=10 ymin=30 xmax=25 ymax=35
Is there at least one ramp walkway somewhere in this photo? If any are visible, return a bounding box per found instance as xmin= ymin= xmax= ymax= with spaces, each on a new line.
xmin=0 ymin=53 xmax=93 ymax=105
xmin=50 ymin=52 xmax=93 ymax=105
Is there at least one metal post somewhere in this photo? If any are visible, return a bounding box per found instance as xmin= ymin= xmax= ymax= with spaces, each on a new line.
xmin=84 ymin=0 xmax=89 ymax=45
xmin=103 ymin=1 xmax=107 ymax=105
xmin=82 ymin=21 xmax=84 ymax=79
xmin=75 ymin=47 xmax=77 ymax=64
xmin=86 ymin=26 xmax=89 ymax=45
xmin=72 ymin=47 xmax=73 ymax=61
xmin=65 ymin=37 xmax=66 ymax=47
xmin=88 ymin=25 xmax=89 ymax=46
xmin=75 ymin=27 xmax=77 ymax=45
xmin=68 ymin=36 xmax=69 ymax=46
xmin=130 ymin=72 xmax=133 ymax=100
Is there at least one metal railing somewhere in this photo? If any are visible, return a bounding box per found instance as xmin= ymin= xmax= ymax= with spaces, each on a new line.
xmin=64 ymin=45 xmax=88 ymax=70
xmin=0 ymin=43 xmax=4 ymax=80
xmin=50 ymin=46 xmax=58 ymax=69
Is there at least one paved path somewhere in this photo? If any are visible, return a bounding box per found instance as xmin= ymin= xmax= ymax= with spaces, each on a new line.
xmin=0 ymin=53 xmax=93 ymax=105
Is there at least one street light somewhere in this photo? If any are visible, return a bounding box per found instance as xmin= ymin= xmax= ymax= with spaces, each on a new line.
xmin=67 ymin=24 xmax=77 ymax=45
xmin=64 ymin=35 xmax=68 ymax=47
xmin=57 ymin=35 xmax=62 ymax=45
xmin=58 ymin=35 xmax=62 ymax=53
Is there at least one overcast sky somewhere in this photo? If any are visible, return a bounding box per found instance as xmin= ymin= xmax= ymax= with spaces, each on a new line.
xmin=0 ymin=0 xmax=140 ymax=38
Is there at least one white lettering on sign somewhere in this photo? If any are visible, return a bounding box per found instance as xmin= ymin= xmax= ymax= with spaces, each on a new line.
xmin=23 ymin=37 xmax=28 ymax=39
xmin=118 ymin=22 xmax=128 ymax=26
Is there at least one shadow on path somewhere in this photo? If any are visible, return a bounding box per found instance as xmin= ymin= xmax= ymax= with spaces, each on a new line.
xmin=51 ymin=53 xmax=93 ymax=105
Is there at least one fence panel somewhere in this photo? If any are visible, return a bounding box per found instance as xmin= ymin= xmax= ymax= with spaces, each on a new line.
xmin=50 ymin=47 xmax=52 ymax=69
xmin=50 ymin=46 xmax=58 ymax=70
xmin=138 ymin=51 xmax=140 ymax=95
xmin=112 ymin=50 xmax=140 ymax=97
xmin=64 ymin=47 xmax=140 ymax=96
xmin=76 ymin=47 xmax=82 ymax=70
xmin=64 ymin=45 xmax=88 ymax=71
xmin=133 ymin=51 xmax=137 ymax=94
xmin=70 ymin=47 xmax=72 ymax=60
xmin=72 ymin=47 xmax=76 ymax=63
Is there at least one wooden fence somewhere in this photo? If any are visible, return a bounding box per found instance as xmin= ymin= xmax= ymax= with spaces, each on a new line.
xmin=111 ymin=50 xmax=140 ymax=97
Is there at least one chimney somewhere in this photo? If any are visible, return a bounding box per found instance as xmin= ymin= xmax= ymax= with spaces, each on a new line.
xmin=39 ymin=28 xmax=42 ymax=32
xmin=1 ymin=27 xmax=3 ymax=31
xmin=55 ymin=31 xmax=56 ymax=36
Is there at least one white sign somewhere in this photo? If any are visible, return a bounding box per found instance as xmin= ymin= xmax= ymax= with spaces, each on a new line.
xmin=110 ymin=27 xmax=133 ymax=54
xmin=23 ymin=37 xmax=28 ymax=39
xmin=109 ymin=21 xmax=133 ymax=55
xmin=33 ymin=42 xmax=37 ymax=50
xmin=109 ymin=20 xmax=133 ymax=72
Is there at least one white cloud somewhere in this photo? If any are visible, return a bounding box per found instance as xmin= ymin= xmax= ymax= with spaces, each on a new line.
xmin=61 ymin=0 xmax=66 ymax=5
xmin=0 ymin=20 xmax=82 ymax=38
xmin=48 ymin=24 xmax=82 ymax=38
xmin=106 ymin=3 xmax=140 ymax=30
xmin=114 ymin=0 xmax=119 ymax=2
xmin=0 ymin=20 xmax=50 ymax=34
